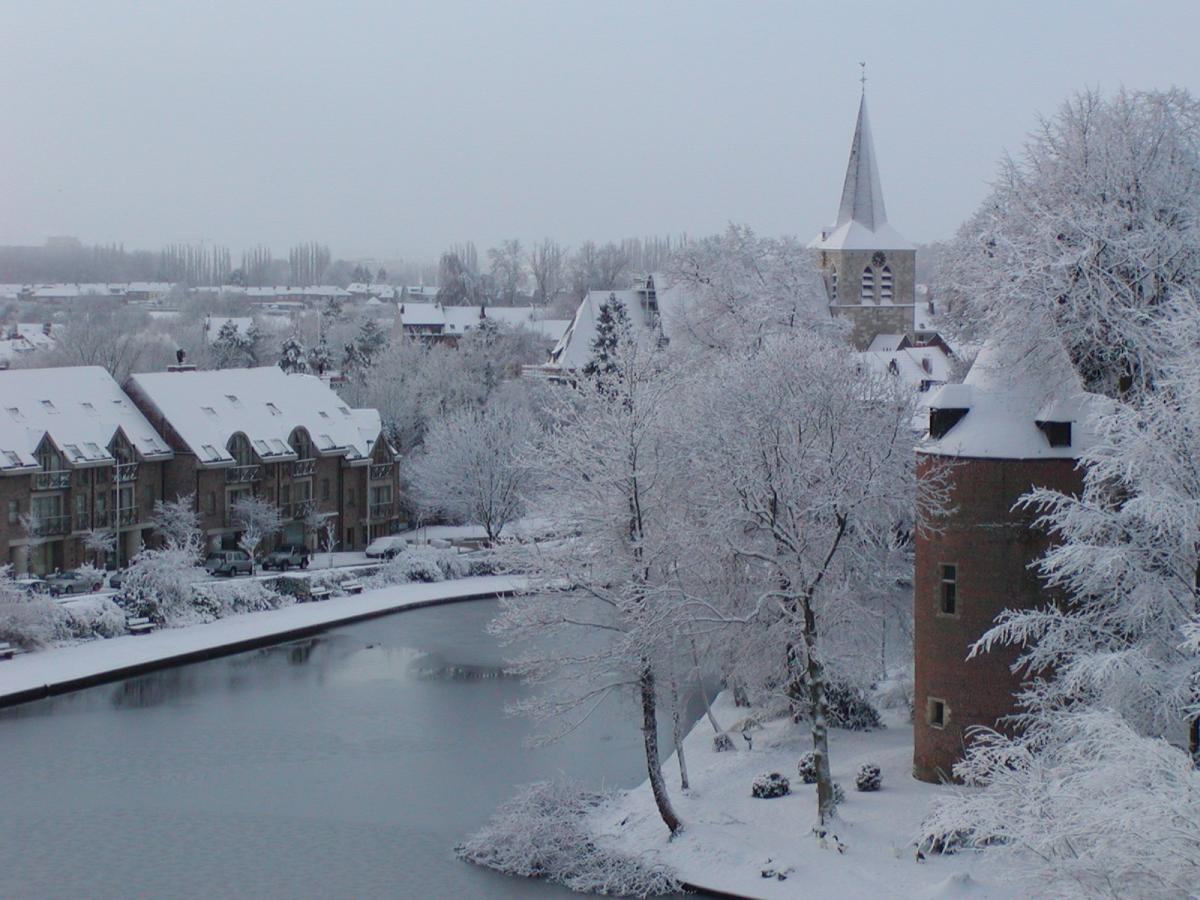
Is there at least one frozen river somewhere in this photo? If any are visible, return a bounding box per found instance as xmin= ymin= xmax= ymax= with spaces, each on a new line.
xmin=0 ymin=600 xmax=689 ymax=898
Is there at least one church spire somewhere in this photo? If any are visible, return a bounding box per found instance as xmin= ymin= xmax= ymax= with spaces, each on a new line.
xmin=836 ymin=93 xmax=887 ymax=233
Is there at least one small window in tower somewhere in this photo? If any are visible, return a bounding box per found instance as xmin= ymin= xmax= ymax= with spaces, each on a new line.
xmin=830 ymin=266 xmax=838 ymax=302
xmin=939 ymin=564 xmax=958 ymax=615
xmin=861 ymin=267 xmax=875 ymax=303
xmin=879 ymin=266 xmax=894 ymax=303
xmin=927 ymin=698 xmax=948 ymax=729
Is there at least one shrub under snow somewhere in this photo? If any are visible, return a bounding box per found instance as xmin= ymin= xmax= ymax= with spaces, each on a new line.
xmin=456 ymin=780 xmax=680 ymax=897
xmin=117 ymin=547 xmax=207 ymax=624
xmin=797 ymin=752 xmax=818 ymax=784
xmin=751 ymin=773 xmax=791 ymax=799
xmin=192 ymin=579 xmax=291 ymax=616
xmin=0 ymin=568 xmax=68 ymax=649
xmin=855 ymin=764 xmax=881 ymax=792
xmin=369 ymin=547 xmax=468 ymax=586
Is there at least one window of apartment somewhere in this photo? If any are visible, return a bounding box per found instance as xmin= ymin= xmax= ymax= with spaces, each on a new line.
xmin=927 ymin=697 xmax=948 ymax=729
xmin=321 ymin=478 xmax=330 ymax=501
xmin=7 ymin=499 xmax=18 ymax=524
xmin=939 ymin=564 xmax=958 ymax=615
xmin=281 ymin=484 xmax=291 ymax=506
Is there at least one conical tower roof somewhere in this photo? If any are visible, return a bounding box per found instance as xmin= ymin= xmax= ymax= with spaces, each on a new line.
xmin=810 ymin=95 xmax=913 ymax=252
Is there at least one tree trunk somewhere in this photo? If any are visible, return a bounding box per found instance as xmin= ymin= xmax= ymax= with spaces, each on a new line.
xmin=640 ymin=662 xmax=682 ymax=835
xmin=690 ymin=641 xmax=723 ymax=734
xmin=801 ymin=595 xmax=836 ymax=827
xmin=669 ymin=675 xmax=689 ymax=791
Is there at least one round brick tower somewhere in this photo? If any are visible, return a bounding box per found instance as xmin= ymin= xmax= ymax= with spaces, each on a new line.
xmin=912 ymin=343 xmax=1102 ymax=783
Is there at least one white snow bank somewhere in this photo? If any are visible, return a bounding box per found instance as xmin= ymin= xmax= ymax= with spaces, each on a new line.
xmin=0 ymin=575 xmax=522 ymax=705
xmin=596 ymin=693 xmax=1019 ymax=899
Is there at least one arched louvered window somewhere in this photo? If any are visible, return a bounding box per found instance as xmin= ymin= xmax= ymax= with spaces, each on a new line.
xmin=830 ymin=266 xmax=838 ymax=302
xmin=879 ymin=266 xmax=894 ymax=303
xmin=227 ymin=433 xmax=254 ymax=467
xmin=860 ymin=266 xmax=875 ymax=303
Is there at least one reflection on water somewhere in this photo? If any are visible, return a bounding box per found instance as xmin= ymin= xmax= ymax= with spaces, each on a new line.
xmin=0 ymin=599 xmax=690 ymax=899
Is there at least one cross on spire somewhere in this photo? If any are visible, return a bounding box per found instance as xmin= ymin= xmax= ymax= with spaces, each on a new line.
xmin=859 ymin=61 xmax=867 ymax=95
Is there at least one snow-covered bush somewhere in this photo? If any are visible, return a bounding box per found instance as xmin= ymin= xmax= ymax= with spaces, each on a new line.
xmin=922 ymin=710 xmax=1200 ymax=897
xmin=61 ymin=596 xmax=127 ymax=640
xmin=456 ymin=780 xmax=680 ymax=897
xmin=712 ymin=732 xmax=736 ymax=752
xmin=824 ymin=681 xmax=882 ymax=731
xmin=370 ymin=547 xmax=467 ymax=586
xmin=117 ymin=547 xmax=206 ymax=624
xmin=855 ymin=764 xmax=881 ymax=792
xmin=193 ymin=579 xmax=290 ymax=616
xmin=0 ymin=568 xmax=68 ymax=649
xmin=751 ymin=773 xmax=790 ymax=799
xmin=797 ymin=752 xmax=818 ymax=784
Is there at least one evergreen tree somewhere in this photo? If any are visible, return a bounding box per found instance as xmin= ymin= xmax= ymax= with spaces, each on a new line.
xmin=355 ymin=319 xmax=388 ymax=368
xmin=212 ymin=320 xmax=245 ymax=369
xmin=279 ymin=336 xmax=308 ymax=373
xmin=308 ymin=339 xmax=332 ymax=375
xmin=582 ymin=294 xmax=631 ymax=393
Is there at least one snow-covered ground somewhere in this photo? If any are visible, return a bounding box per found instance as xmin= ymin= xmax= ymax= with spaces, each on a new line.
xmin=398 ymin=516 xmax=551 ymax=545
xmin=598 ymin=693 xmax=1018 ymax=899
xmin=0 ymin=575 xmax=522 ymax=706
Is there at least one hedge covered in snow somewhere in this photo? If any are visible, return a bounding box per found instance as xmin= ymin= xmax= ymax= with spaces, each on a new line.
xmin=456 ymin=780 xmax=680 ymax=897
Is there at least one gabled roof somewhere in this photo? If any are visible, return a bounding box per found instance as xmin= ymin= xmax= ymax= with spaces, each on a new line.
xmin=810 ymin=96 xmax=914 ymax=252
xmin=128 ymin=366 xmax=380 ymax=466
xmin=0 ymin=366 xmax=173 ymax=473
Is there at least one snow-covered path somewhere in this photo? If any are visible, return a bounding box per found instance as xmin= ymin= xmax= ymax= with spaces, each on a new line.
xmin=0 ymin=575 xmax=523 ymax=708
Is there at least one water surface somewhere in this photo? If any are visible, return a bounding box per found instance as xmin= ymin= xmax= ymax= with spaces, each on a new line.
xmin=0 ymin=600 xmax=682 ymax=899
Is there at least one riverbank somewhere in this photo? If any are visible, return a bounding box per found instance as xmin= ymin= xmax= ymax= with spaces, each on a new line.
xmin=0 ymin=574 xmax=522 ymax=708
xmin=595 ymin=693 xmax=1018 ymax=900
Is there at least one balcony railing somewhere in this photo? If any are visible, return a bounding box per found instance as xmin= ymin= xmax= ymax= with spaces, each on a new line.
xmin=291 ymin=458 xmax=316 ymax=478
xmin=368 ymin=501 xmax=394 ymax=521
xmin=369 ymin=463 xmax=393 ymax=481
xmin=27 ymin=514 xmax=70 ymax=536
xmin=95 ymin=508 xmax=138 ymax=529
xmin=32 ymin=469 xmax=71 ymax=491
xmin=226 ymin=464 xmax=260 ymax=484
xmin=114 ymin=462 xmax=138 ymax=483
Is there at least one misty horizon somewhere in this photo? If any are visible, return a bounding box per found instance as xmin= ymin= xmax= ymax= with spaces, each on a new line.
xmin=3 ymin=1 xmax=1198 ymax=261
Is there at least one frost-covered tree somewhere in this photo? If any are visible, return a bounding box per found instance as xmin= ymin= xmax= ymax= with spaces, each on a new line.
xmin=212 ymin=319 xmax=262 ymax=369
xmin=495 ymin=329 xmax=687 ymax=836
xmin=82 ymin=527 xmax=116 ymax=568
xmin=307 ymin=338 xmax=332 ymax=375
xmin=406 ymin=399 xmax=538 ymax=543
xmin=942 ymin=88 xmax=1200 ymax=397
xmin=230 ymin=494 xmax=283 ymax=570
xmin=150 ymin=494 xmax=204 ymax=558
xmin=665 ymin=224 xmax=831 ymax=355
xmin=528 ymin=238 xmax=565 ymax=305
xmin=488 ymin=238 xmax=526 ymax=305
xmin=688 ymin=331 xmax=927 ymax=827
xmin=278 ymin=336 xmax=308 ymax=373
xmin=118 ymin=547 xmax=207 ymax=624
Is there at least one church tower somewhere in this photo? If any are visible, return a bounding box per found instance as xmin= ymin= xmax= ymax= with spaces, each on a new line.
xmin=810 ymin=93 xmax=916 ymax=350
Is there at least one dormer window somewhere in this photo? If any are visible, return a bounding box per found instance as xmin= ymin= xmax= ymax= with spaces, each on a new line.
xmin=40 ymin=400 xmax=58 ymax=414
xmin=265 ymin=403 xmax=281 ymax=416
xmin=1036 ymin=420 xmax=1072 ymax=448
xmin=929 ymin=407 xmax=969 ymax=439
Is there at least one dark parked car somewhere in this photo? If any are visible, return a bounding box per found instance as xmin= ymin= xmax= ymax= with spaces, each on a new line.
xmin=262 ymin=545 xmax=311 ymax=571
xmin=44 ymin=569 xmax=105 ymax=596
xmin=365 ymin=535 xmax=408 ymax=559
xmin=204 ymin=550 xmax=253 ymax=577
xmin=14 ymin=576 xmax=50 ymax=596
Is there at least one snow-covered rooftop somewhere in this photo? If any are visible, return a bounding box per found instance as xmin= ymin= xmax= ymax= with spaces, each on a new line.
xmin=921 ymin=339 xmax=1111 ymax=460
xmin=0 ymin=366 xmax=173 ymax=473
xmin=809 ymin=96 xmax=914 ymax=253
xmin=127 ymin=366 xmax=383 ymax=466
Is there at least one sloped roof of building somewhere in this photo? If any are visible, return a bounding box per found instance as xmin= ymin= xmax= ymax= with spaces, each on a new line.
xmin=396 ymin=302 xmax=446 ymax=327
xmin=810 ymin=96 xmax=914 ymax=252
xmin=128 ymin=366 xmax=381 ymax=466
xmin=921 ymin=339 xmax=1112 ymax=460
xmin=0 ymin=366 xmax=174 ymax=473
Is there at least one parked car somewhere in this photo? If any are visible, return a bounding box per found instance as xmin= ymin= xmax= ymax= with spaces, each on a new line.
xmin=204 ymin=550 xmax=254 ymax=577
xmin=106 ymin=570 xmax=125 ymax=590
xmin=365 ymin=535 xmax=408 ymax=559
xmin=14 ymin=576 xmax=50 ymax=596
xmin=262 ymin=545 xmax=311 ymax=571
xmin=44 ymin=569 xmax=105 ymax=596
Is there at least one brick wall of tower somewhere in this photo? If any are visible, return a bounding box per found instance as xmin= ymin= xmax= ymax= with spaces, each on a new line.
xmin=912 ymin=453 xmax=1082 ymax=783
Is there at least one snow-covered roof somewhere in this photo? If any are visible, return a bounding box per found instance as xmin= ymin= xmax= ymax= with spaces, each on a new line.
xmin=548 ymin=275 xmax=684 ymax=372
xmin=524 ymin=319 xmax=571 ymax=343
xmin=921 ymin=339 xmax=1111 ymax=460
xmin=859 ymin=345 xmax=952 ymax=386
xmin=0 ymin=366 xmax=174 ymax=473
xmin=127 ymin=366 xmax=382 ymax=466
xmin=867 ymin=334 xmax=907 ymax=353
xmin=809 ymin=96 xmax=914 ymax=252
xmin=396 ymin=302 xmax=446 ymax=327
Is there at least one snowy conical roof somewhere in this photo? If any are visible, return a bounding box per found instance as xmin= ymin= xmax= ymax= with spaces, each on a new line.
xmin=810 ymin=96 xmax=914 ymax=252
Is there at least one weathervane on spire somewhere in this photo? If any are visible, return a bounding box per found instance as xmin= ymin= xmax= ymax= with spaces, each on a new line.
xmin=859 ymin=61 xmax=867 ymax=95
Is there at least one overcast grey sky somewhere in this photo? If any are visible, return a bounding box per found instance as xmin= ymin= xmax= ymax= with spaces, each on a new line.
xmin=2 ymin=1 xmax=1197 ymax=261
